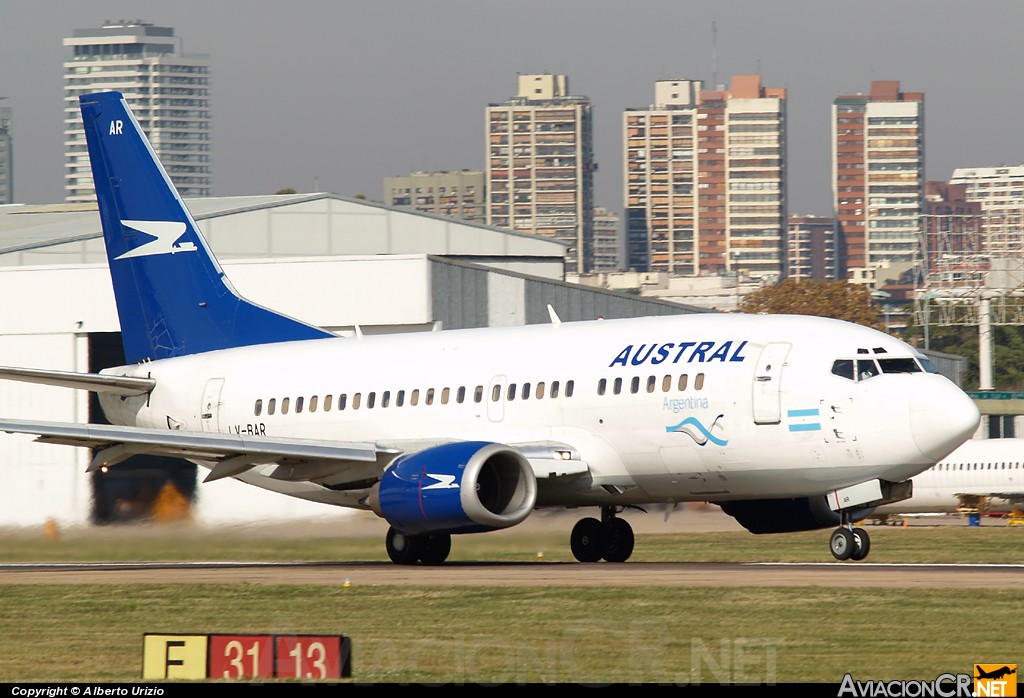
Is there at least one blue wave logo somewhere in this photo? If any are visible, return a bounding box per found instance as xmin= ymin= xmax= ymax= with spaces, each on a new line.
xmin=666 ymin=414 xmax=727 ymax=446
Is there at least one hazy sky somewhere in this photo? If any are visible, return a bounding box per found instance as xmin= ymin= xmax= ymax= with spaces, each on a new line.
xmin=3 ymin=0 xmax=1024 ymax=216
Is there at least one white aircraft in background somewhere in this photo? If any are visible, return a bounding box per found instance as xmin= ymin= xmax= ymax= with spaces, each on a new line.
xmin=0 ymin=91 xmax=981 ymax=564
xmin=871 ymin=437 xmax=1024 ymax=518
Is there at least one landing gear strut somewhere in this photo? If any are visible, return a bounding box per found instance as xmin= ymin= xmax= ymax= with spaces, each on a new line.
xmin=385 ymin=527 xmax=452 ymax=565
xmin=570 ymin=506 xmax=636 ymax=563
xmin=829 ymin=513 xmax=870 ymax=562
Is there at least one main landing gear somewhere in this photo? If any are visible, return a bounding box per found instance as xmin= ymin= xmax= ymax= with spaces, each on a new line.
xmin=570 ymin=506 xmax=636 ymax=563
xmin=385 ymin=527 xmax=452 ymax=565
xmin=829 ymin=514 xmax=871 ymax=562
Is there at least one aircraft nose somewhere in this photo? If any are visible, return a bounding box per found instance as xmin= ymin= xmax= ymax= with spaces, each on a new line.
xmin=909 ymin=378 xmax=980 ymax=461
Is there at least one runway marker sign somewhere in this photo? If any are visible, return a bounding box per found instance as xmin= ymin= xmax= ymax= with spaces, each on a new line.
xmin=143 ymin=633 xmax=352 ymax=680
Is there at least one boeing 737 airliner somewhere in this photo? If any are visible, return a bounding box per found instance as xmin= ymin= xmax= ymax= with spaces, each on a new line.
xmin=872 ymin=437 xmax=1024 ymax=517
xmin=0 ymin=92 xmax=981 ymax=564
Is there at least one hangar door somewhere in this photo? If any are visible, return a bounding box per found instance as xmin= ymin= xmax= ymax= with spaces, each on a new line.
xmin=88 ymin=333 xmax=197 ymax=524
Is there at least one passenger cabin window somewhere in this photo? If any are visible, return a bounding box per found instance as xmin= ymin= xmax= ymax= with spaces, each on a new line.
xmin=456 ymin=387 xmax=466 ymax=404
xmin=647 ymin=376 xmax=657 ymax=393
xmin=268 ymin=398 xmax=276 ymax=415
xmin=367 ymin=392 xmax=376 ymax=409
xmin=630 ymin=377 xmax=640 ymax=394
xmin=323 ymin=395 xmax=333 ymax=411
xmin=521 ymin=383 xmax=531 ymax=400
xmin=382 ymin=391 xmax=391 ymax=408
xmin=662 ymin=375 xmax=672 ymax=392
xmin=492 ymin=385 xmax=501 ymax=402
xmin=309 ymin=396 xmax=318 ymax=413
xmin=507 ymin=384 xmax=516 ymax=401
xmin=338 ymin=394 xmax=346 ymax=411
xmin=551 ymin=381 xmax=560 ymax=398
xmin=411 ymin=389 xmax=420 ymax=406
xmin=613 ymin=378 xmax=622 ymax=395
xmin=295 ymin=396 xmax=304 ymax=414
xmin=352 ymin=393 xmax=361 ymax=409
xmin=254 ymin=399 xmax=263 ymax=417
xmin=566 ymin=380 xmax=574 ymax=397
xmin=694 ymin=373 xmax=704 ymax=390
xmin=281 ymin=397 xmax=290 ymax=414
xmin=397 ymin=390 xmax=405 ymax=407
xmin=678 ymin=375 xmax=688 ymax=391
xmin=597 ymin=378 xmax=607 ymax=396
xmin=441 ymin=388 xmax=450 ymax=405
xmin=426 ymin=388 xmax=435 ymax=405
xmin=474 ymin=386 xmax=483 ymax=403
xmin=536 ymin=382 xmax=545 ymax=399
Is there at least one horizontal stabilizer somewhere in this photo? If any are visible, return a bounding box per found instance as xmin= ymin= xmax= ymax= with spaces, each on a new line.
xmin=0 ymin=366 xmax=155 ymax=396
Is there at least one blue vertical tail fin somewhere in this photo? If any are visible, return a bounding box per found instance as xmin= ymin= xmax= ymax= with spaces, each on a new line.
xmin=79 ymin=91 xmax=332 ymax=364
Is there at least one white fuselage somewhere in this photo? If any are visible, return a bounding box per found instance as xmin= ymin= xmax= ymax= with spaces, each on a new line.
xmin=99 ymin=313 xmax=979 ymax=512
xmin=873 ymin=438 xmax=1024 ymax=514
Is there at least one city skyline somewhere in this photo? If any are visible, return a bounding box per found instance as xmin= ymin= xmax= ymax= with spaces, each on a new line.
xmin=2 ymin=1 xmax=1023 ymax=218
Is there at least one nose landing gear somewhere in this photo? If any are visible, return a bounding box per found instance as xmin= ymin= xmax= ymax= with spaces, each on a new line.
xmin=830 ymin=513 xmax=871 ymax=561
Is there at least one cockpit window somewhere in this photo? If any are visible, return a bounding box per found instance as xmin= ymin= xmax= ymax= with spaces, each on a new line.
xmin=857 ymin=359 xmax=879 ymax=381
xmin=831 ymin=359 xmax=855 ymax=380
xmin=834 ymin=356 xmax=929 ymax=381
xmin=877 ymin=358 xmax=922 ymax=374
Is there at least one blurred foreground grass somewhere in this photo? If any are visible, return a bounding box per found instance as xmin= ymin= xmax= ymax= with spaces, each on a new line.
xmin=0 ymin=520 xmax=1020 ymax=683
xmin=0 ymin=516 xmax=1018 ymax=564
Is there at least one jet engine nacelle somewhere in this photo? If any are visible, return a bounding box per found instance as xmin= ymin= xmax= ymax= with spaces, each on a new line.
xmin=369 ymin=441 xmax=537 ymax=535
xmin=717 ymin=496 xmax=875 ymax=534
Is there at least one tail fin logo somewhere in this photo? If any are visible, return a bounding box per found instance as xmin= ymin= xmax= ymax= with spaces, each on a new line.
xmin=114 ymin=220 xmax=197 ymax=260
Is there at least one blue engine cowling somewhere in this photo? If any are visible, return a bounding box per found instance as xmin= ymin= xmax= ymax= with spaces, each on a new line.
xmin=717 ymin=496 xmax=876 ymax=534
xmin=370 ymin=441 xmax=538 ymax=535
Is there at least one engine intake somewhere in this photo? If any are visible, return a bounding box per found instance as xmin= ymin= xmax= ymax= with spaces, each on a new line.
xmin=370 ymin=441 xmax=537 ymax=535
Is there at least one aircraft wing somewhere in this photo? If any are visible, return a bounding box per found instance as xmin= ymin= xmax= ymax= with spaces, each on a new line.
xmin=0 ymin=418 xmax=589 ymax=486
xmin=0 ymin=366 xmax=155 ymax=396
xmin=0 ymin=418 xmax=390 ymax=485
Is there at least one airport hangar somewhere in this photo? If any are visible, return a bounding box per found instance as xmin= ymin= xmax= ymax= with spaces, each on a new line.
xmin=0 ymin=193 xmax=705 ymax=529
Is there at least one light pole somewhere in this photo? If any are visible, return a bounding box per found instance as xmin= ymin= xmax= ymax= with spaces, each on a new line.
xmin=918 ymin=291 xmax=940 ymax=351
xmin=871 ymin=290 xmax=892 ymax=334
xmin=730 ymin=250 xmax=741 ymax=312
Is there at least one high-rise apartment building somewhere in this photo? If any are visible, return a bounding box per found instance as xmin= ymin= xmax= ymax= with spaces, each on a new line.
xmin=624 ymin=75 xmax=786 ymax=279
xmin=591 ymin=206 xmax=622 ymax=272
xmin=0 ymin=100 xmax=11 ymax=205
xmin=921 ymin=181 xmax=985 ymax=288
xmin=384 ymin=170 xmax=485 ymax=222
xmin=832 ymin=80 xmax=924 ymax=282
xmin=63 ymin=20 xmax=211 ymax=202
xmin=486 ymin=74 xmax=595 ymax=273
xmin=949 ymin=165 xmax=1024 ymax=259
xmin=787 ymin=215 xmax=838 ymax=281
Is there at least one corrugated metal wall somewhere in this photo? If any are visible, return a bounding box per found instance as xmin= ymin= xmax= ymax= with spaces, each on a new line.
xmin=920 ymin=348 xmax=967 ymax=388
xmin=429 ymin=257 xmax=707 ymax=331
